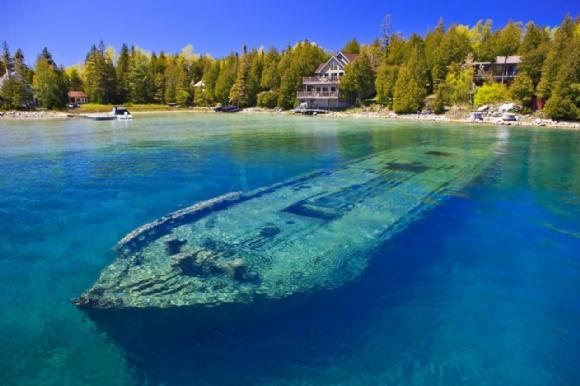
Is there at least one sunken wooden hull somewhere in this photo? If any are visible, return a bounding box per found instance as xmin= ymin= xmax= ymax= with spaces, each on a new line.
xmin=74 ymin=142 xmax=496 ymax=310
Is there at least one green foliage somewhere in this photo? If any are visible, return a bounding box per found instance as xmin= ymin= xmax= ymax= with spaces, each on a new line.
xmin=128 ymin=49 xmax=153 ymax=104
xmin=474 ymin=83 xmax=510 ymax=106
xmin=193 ymin=86 xmax=210 ymax=106
xmin=1 ymin=17 xmax=578 ymax=121
xmin=214 ymin=54 xmax=238 ymax=104
xmin=0 ymin=43 xmax=33 ymax=109
xmin=256 ymin=90 xmax=279 ymax=108
xmin=33 ymin=48 xmax=67 ymax=109
xmin=229 ymin=53 xmax=251 ymax=107
xmin=67 ymin=68 xmax=83 ymax=91
xmin=510 ymin=73 xmax=535 ymax=106
xmin=433 ymin=83 xmax=447 ymax=114
xmin=393 ymin=40 xmax=428 ymax=113
xmin=374 ymin=35 xmax=407 ymax=106
xmin=443 ymin=64 xmax=474 ymax=105
xmin=543 ymin=27 xmax=580 ymax=120
xmin=116 ymin=44 xmax=130 ymax=102
xmin=277 ymin=41 xmax=328 ymax=109
xmin=260 ymin=48 xmax=281 ymax=90
xmin=537 ymin=16 xmax=576 ymax=99
xmin=83 ymin=42 xmax=116 ymax=104
xmin=342 ymin=38 xmax=361 ymax=54
xmin=518 ymin=22 xmax=550 ymax=87
xmin=339 ymin=51 xmax=375 ymax=104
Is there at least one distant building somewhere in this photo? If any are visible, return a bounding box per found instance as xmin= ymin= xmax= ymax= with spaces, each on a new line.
xmin=469 ymin=56 xmax=521 ymax=85
xmin=67 ymin=91 xmax=88 ymax=104
xmin=297 ymin=52 xmax=358 ymax=109
xmin=193 ymin=80 xmax=205 ymax=88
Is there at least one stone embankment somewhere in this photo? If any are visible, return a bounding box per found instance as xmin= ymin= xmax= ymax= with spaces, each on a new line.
xmin=0 ymin=111 xmax=71 ymax=120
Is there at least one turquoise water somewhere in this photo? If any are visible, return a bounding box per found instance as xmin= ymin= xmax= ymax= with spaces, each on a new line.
xmin=0 ymin=113 xmax=579 ymax=385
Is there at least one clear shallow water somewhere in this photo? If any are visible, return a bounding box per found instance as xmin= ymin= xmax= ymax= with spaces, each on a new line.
xmin=0 ymin=113 xmax=579 ymax=385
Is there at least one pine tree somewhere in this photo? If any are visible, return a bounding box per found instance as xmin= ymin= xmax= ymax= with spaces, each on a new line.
xmin=340 ymin=51 xmax=375 ymax=104
xmin=518 ymin=22 xmax=550 ymax=87
xmin=443 ymin=63 xmax=474 ymax=105
xmin=116 ymin=43 xmax=131 ymax=103
xmin=67 ymin=68 xmax=84 ymax=91
xmin=537 ymin=16 xmax=575 ymax=100
xmin=260 ymin=48 xmax=281 ymax=91
xmin=375 ymin=35 xmax=406 ymax=107
xmin=543 ymin=29 xmax=580 ymax=120
xmin=342 ymin=38 xmax=361 ymax=54
xmin=510 ymin=72 xmax=535 ymax=107
xmin=129 ymin=48 xmax=153 ymax=103
xmin=33 ymin=48 xmax=67 ymax=109
xmin=393 ymin=41 xmax=428 ymax=113
xmin=229 ymin=52 xmax=251 ymax=107
xmin=425 ymin=19 xmax=445 ymax=85
xmin=214 ymin=54 xmax=238 ymax=104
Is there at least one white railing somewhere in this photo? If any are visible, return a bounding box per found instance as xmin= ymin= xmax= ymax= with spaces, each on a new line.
xmin=302 ymin=76 xmax=340 ymax=84
xmin=297 ymin=91 xmax=340 ymax=98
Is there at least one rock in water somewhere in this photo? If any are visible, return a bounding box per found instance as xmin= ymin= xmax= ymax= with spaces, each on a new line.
xmin=73 ymin=143 xmax=497 ymax=310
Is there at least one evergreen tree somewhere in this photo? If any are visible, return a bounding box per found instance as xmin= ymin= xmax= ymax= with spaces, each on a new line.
xmin=510 ymin=72 xmax=535 ymax=107
xmin=32 ymin=48 xmax=67 ymax=108
xmin=1 ymin=46 xmax=33 ymax=109
xmin=83 ymin=42 xmax=116 ymax=103
xmin=128 ymin=48 xmax=153 ymax=103
xmin=393 ymin=40 xmax=429 ymax=113
xmin=375 ymin=35 xmax=406 ymax=107
xmin=116 ymin=43 xmax=131 ymax=103
xmin=202 ymin=60 xmax=220 ymax=104
xmin=67 ymin=68 xmax=84 ymax=91
xmin=229 ymin=51 xmax=251 ymax=107
xmin=339 ymin=51 xmax=375 ymax=104
xmin=214 ymin=54 xmax=238 ymax=104
xmin=277 ymin=41 xmax=327 ymax=109
xmin=342 ymin=38 xmax=361 ymax=54
xmin=260 ymin=48 xmax=281 ymax=90
xmin=537 ymin=16 xmax=576 ymax=100
xmin=518 ymin=22 xmax=550 ymax=87
xmin=543 ymin=28 xmax=580 ymax=120
xmin=424 ymin=19 xmax=445 ymax=86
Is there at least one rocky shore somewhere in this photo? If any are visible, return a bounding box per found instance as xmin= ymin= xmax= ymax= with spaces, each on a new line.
xmin=1 ymin=107 xmax=578 ymax=130
xmin=0 ymin=110 xmax=71 ymax=120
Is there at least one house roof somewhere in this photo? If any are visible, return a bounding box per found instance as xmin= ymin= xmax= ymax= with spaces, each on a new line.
xmin=341 ymin=53 xmax=359 ymax=63
xmin=315 ymin=52 xmax=359 ymax=74
xmin=68 ymin=91 xmax=88 ymax=98
xmin=496 ymin=55 xmax=521 ymax=64
xmin=470 ymin=55 xmax=521 ymax=66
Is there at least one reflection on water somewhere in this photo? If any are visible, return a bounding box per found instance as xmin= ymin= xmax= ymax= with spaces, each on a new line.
xmin=0 ymin=114 xmax=579 ymax=385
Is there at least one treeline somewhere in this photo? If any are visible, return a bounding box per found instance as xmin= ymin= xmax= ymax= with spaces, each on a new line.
xmin=0 ymin=15 xmax=578 ymax=120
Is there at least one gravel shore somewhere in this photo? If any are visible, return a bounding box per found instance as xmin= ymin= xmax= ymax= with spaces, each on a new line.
xmin=1 ymin=108 xmax=578 ymax=130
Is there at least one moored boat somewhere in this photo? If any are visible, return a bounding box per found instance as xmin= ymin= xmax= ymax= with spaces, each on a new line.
xmin=74 ymin=142 xmax=496 ymax=310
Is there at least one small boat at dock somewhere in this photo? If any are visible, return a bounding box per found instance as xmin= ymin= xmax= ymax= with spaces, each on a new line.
xmin=83 ymin=106 xmax=133 ymax=120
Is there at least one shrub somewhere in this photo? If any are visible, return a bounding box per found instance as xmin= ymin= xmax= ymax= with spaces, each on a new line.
xmin=543 ymin=95 xmax=578 ymax=121
xmin=474 ymin=83 xmax=510 ymax=106
xmin=257 ymin=90 xmax=279 ymax=108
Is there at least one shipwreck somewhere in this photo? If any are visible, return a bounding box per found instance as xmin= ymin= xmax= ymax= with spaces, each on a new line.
xmin=74 ymin=142 xmax=496 ymax=310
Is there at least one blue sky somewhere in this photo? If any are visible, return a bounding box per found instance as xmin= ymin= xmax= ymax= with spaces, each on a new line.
xmin=1 ymin=0 xmax=578 ymax=66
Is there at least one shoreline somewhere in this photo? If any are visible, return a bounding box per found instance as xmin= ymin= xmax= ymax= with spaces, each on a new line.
xmin=1 ymin=107 xmax=578 ymax=131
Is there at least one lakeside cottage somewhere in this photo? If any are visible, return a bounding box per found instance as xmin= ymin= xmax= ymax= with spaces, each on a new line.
xmin=297 ymin=52 xmax=358 ymax=109
xmin=469 ymin=55 xmax=521 ymax=85
xmin=67 ymin=91 xmax=88 ymax=105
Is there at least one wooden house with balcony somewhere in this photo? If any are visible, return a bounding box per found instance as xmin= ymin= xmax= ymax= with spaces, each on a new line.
xmin=297 ymin=52 xmax=358 ymax=109
xmin=470 ymin=56 xmax=521 ymax=85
